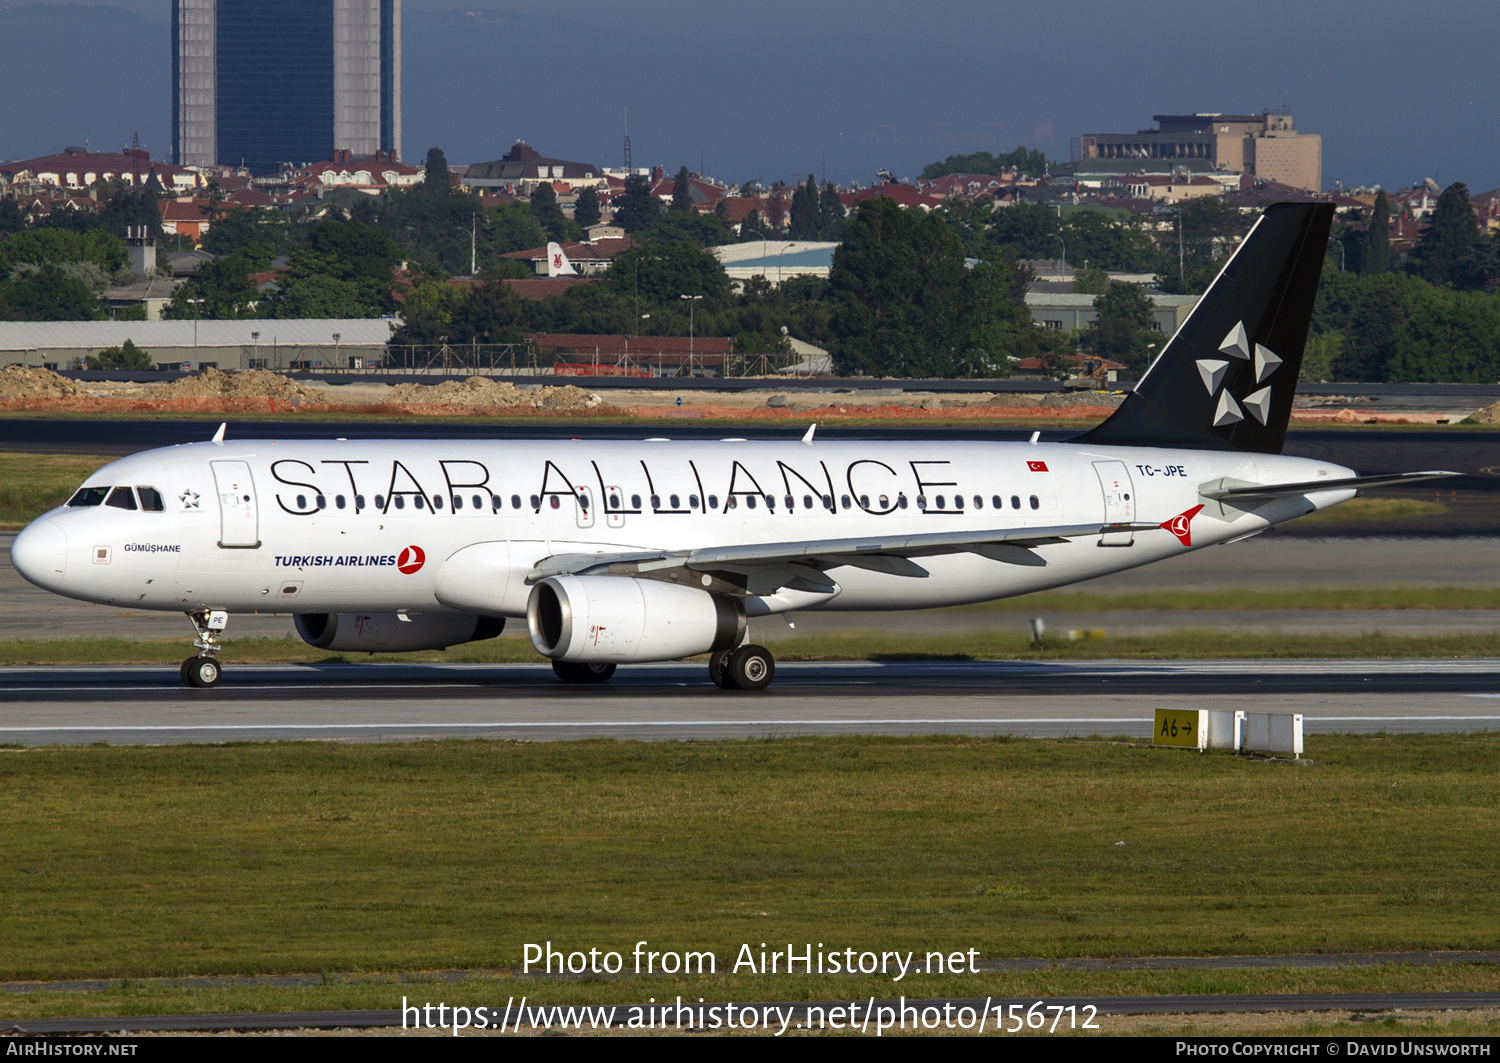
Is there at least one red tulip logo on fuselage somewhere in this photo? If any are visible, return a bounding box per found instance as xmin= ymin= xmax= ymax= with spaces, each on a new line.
xmin=397 ymin=546 xmax=426 ymax=574
xmin=1160 ymin=505 xmax=1204 ymax=547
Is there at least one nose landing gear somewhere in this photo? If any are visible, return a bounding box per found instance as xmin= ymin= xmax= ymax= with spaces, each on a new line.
xmin=181 ymin=609 xmax=228 ymax=689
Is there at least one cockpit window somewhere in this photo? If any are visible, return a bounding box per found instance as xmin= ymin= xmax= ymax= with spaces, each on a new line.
xmin=105 ymin=486 xmax=138 ymax=511
xmin=137 ymin=487 xmax=165 ymax=512
xmin=67 ymin=486 xmax=109 ymax=507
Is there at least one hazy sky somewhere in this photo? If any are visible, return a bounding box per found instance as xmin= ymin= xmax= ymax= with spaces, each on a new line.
xmin=5 ymin=0 xmax=1498 ymax=191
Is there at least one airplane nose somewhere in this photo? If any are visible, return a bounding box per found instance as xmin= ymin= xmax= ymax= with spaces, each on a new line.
xmin=10 ymin=517 xmax=68 ymax=590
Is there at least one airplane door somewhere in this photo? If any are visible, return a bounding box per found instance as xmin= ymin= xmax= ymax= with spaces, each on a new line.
xmin=604 ymin=485 xmax=625 ymax=528
xmin=212 ymin=460 xmax=260 ymax=548
xmin=1093 ymin=460 xmax=1135 ymax=547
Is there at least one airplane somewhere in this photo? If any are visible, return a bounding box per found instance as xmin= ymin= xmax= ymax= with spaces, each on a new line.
xmin=546 ymin=242 xmax=579 ymax=278
xmin=9 ymin=203 xmax=1454 ymax=691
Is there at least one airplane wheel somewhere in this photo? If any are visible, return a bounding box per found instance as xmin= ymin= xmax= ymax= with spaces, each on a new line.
xmin=552 ymin=660 xmax=617 ymax=684
xmin=183 ymin=656 xmax=221 ymax=689
xmin=726 ymin=644 xmax=775 ymax=692
xmin=708 ymin=650 xmax=733 ymax=689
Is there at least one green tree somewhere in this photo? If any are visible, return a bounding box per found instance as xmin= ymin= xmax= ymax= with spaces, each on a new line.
xmin=605 ymin=241 xmax=729 ymax=305
xmin=670 ymin=166 xmax=693 ymax=213
xmin=0 ymin=263 xmax=104 ymax=320
xmin=1334 ymin=275 xmax=1406 ymax=381
xmin=0 ymin=229 xmax=127 ymax=275
xmin=0 ymin=199 xmax=24 ymax=238
xmin=1071 ymin=264 xmax=1109 ymax=295
xmin=575 ymin=186 xmax=601 ymax=229
xmin=164 ymin=253 xmax=262 ymax=320
xmin=272 ymin=275 xmax=373 ymax=319
xmin=613 ymin=175 xmax=660 ymax=233
xmin=827 ymin=196 xmax=1023 ymax=377
xmin=919 ymin=147 xmax=1051 ymax=180
xmin=1081 ymin=281 xmax=1158 ymax=376
xmin=788 ymin=174 xmax=820 ymax=240
xmin=1409 ymin=183 xmax=1486 ymax=290
xmin=86 ymin=338 xmax=152 ymax=369
xmin=1362 ymin=190 xmax=1390 ymax=276
xmin=819 ymin=181 xmax=846 ymax=240
xmin=422 ymin=147 xmax=452 ymax=192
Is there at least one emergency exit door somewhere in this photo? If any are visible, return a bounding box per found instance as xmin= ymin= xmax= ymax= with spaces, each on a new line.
xmin=1093 ymin=460 xmax=1135 ymax=546
xmin=212 ymin=460 xmax=260 ymax=548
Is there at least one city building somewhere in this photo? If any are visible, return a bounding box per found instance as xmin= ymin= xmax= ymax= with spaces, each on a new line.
xmin=0 ymin=149 xmax=201 ymax=193
xmin=462 ymin=143 xmax=605 ymax=193
xmin=1074 ymin=113 xmax=1322 ymax=192
xmin=0 ymin=320 xmax=394 ymax=371
xmin=173 ymin=0 xmax=402 ymax=175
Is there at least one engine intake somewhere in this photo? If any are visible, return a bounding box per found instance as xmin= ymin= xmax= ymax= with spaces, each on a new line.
xmin=527 ymin=575 xmax=744 ymax=663
xmin=294 ymin=612 xmax=504 ymax=652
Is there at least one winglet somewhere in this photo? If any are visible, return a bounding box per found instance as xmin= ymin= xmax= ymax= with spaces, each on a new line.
xmin=211 ymin=423 xmax=227 ymax=445
xmin=801 ymin=423 xmax=817 ymax=445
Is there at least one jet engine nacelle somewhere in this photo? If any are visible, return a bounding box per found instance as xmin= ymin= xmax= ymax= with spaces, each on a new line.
xmin=294 ymin=612 xmax=505 ymax=652
xmin=527 ymin=575 xmax=745 ymax=663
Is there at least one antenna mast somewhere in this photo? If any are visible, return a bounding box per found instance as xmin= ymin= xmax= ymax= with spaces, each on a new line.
xmin=623 ymin=109 xmax=632 ymax=175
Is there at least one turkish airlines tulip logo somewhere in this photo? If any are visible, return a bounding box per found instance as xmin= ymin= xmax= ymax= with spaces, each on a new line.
xmin=397 ymin=545 xmax=426 ymax=574
xmin=1160 ymin=505 xmax=1205 ymax=547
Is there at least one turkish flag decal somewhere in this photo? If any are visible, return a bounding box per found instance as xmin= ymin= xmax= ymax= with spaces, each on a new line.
xmin=1027 ymin=460 xmax=1049 ymax=472
xmin=1160 ymin=505 xmax=1205 ymax=546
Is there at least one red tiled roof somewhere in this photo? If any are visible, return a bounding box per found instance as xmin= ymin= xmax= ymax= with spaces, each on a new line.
xmin=851 ymin=184 xmax=943 ymax=209
xmin=502 ymin=237 xmax=636 ymax=262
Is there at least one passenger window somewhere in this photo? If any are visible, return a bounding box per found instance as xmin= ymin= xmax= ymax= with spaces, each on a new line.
xmin=822 ymin=495 xmax=833 ymax=510
xmin=452 ymin=495 xmax=463 ymax=510
xmin=708 ymin=495 xmax=719 ymax=509
xmin=511 ymin=495 xmax=521 ymax=509
xmin=68 ymin=486 xmax=109 ymax=507
xmin=631 ymin=494 xmax=642 ymax=509
xmin=670 ymin=494 xmax=680 ymax=509
xmin=375 ymin=495 xmax=385 ymax=509
xmin=936 ymin=495 xmax=946 ymax=510
xmin=137 ymin=487 xmax=165 ymax=512
xmin=106 ymin=486 xmax=137 ymax=511
xmin=1011 ymin=495 xmax=1021 ymax=510
xmin=955 ymin=495 xmax=965 ymax=510
xmin=650 ymin=494 xmax=661 ymax=508
xmin=395 ymin=496 xmax=406 ymax=510
xmin=316 ymin=495 xmax=326 ymax=509
xmin=840 ymin=495 xmax=851 ymax=510
xmin=992 ymin=495 xmax=1002 ymax=509
xmin=746 ymin=495 xmax=757 ymax=509
xmin=689 ymin=494 xmax=700 ymax=509
xmin=973 ymin=495 xmax=983 ymax=510
xmin=296 ymin=494 xmax=307 ymax=509
xmin=726 ymin=496 xmax=737 ymax=510
xmin=1030 ymin=495 xmax=1040 ymax=510
xmin=356 ymin=494 xmax=366 ymax=510
xmin=432 ymin=495 xmax=443 ymax=510
xmin=549 ymin=496 xmax=560 ymax=510
xmin=878 ymin=495 xmax=889 ymax=509
xmin=473 ymin=494 xmax=484 ymax=510
xmin=764 ymin=494 xmax=774 ymax=509
xmin=917 ymin=495 xmax=927 ymax=510
xmin=578 ymin=493 xmax=589 ymax=510
xmin=898 ymin=495 xmax=908 ymax=509
xmin=529 ymin=495 xmax=540 ymax=509
xmin=413 ymin=495 xmax=425 ymax=510
xmin=803 ymin=495 xmax=813 ymax=509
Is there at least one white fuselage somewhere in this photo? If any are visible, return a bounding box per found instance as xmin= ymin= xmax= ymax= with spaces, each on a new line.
xmin=12 ymin=437 xmax=1357 ymax=618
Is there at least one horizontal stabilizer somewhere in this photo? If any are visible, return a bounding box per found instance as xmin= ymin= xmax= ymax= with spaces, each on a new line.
xmin=1200 ymin=470 xmax=1458 ymax=502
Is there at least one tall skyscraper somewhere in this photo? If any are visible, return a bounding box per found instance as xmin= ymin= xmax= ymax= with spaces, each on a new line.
xmin=173 ymin=0 xmax=401 ymax=174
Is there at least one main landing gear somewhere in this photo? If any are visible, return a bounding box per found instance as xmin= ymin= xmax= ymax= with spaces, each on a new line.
xmin=181 ymin=608 xmax=228 ymax=689
xmin=709 ymin=644 xmax=775 ymax=692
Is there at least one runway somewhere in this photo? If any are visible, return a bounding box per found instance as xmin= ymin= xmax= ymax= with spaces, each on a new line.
xmin=3 ymin=659 xmax=1499 ymax=745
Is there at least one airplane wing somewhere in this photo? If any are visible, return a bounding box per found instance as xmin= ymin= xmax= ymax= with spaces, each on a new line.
xmin=529 ymin=520 xmax=1158 ymax=585
xmin=1200 ymin=470 xmax=1458 ymax=502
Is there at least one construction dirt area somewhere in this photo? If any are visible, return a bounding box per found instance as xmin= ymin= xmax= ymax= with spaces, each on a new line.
xmin=0 ymin=365 xmax=1492 ymax=424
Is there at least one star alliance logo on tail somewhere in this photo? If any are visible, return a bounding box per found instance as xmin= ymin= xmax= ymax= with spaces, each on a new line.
xmin=1195 ymin=322 xmax=1280 ymax=429
xmin=1160 ymin=505 xmax=1205 ymax=546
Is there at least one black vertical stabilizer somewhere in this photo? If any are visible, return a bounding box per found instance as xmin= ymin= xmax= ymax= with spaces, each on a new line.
xmin=1078 ymin=203 xmax=1334 ymax=455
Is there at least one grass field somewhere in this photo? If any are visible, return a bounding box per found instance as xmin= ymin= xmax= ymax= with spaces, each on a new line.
xmin=0 ymin=452 xmax=107 ymax=529
xmin=2 ymin=733 xmax=1499 ymax=999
